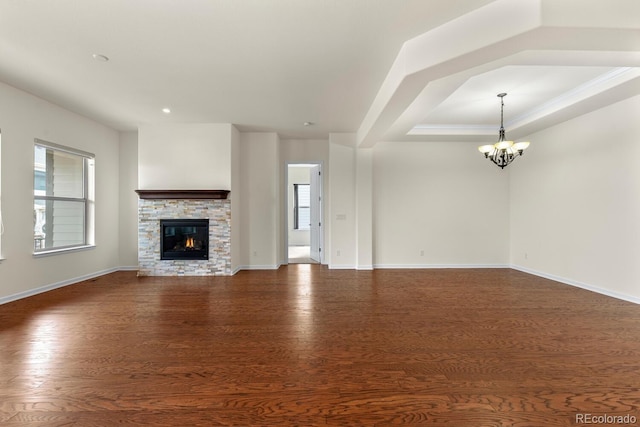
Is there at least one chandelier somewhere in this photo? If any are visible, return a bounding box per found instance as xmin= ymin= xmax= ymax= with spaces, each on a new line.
xmin=478 ymin=93 xmax=529 ymax=169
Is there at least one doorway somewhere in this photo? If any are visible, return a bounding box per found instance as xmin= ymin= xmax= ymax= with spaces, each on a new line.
xmin=286 ymin=163 xmax=322 ymax=264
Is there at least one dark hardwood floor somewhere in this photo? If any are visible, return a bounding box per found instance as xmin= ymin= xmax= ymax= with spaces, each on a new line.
xmin=1 ymin=266 xmax=639 ymax=426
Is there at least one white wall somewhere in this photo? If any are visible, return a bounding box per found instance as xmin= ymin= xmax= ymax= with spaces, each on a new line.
xmin=0 ymin=81 xmax=121 ymax=302
xmin=287 ymin=166 xmax=311 ymax=246
xmin=356 ymin=148 xmax=373 ymax=269
xmin=328 ymin=137 xmax=357 ymax=268
xmin=327 ymin=133 xmax=374 ymax=270
xmin=239 ymin=132 xmax=280 ymax=269
xmin=510 ymin=95 xmax=640 ymax=302
xmin=118 ymin=131 xmax=138 ymax=268
xmin=138 ymin=123 xmax=232 ymax=190
xmin=373 ymin=140 xmax=510 ymax=267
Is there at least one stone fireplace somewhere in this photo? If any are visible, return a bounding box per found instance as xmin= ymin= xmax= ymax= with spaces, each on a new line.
xmin=136 ymin=190 xmax=231 ymax=276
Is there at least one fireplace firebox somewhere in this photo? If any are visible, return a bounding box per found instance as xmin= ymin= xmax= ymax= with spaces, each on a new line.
xmin=160 ymin=219 xmax=209 ymax=260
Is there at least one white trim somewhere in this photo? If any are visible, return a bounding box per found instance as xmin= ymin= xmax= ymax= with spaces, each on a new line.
xmin=236 ymin=264 xmax=281 ymax=271
xmin=511 ymin=264 xmax=640 ymax=305
xmin=374 ymin=263 xmax=509 ymax=269
xmin=33 ymin=244 xmax=96 ymax=257
xmin=356 ymin=265 xmax=374 ymax=270
xmin=34 ymin=138 xmax=95 ymax=159
xmin=0 ymin=266 xmax=120 ymax=306
xmin=329 ymin=264 xmax=357 ymax=270
xmin=507 ymin=67 xmax=640 ymax=129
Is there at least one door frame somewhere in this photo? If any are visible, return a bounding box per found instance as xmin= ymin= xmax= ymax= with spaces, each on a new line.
xmin=284 ymin=161 xmax=323 ymax=265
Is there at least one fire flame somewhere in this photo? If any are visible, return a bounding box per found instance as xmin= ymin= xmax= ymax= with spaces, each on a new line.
xmin=185 ymin=237 xmax=195 ymax=249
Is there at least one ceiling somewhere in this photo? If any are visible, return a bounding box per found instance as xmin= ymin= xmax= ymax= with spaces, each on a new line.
xmin=0 ymin=0 xmax=638 ymax=144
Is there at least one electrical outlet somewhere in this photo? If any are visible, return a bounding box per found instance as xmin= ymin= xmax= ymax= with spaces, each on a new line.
xmin=524 ymin=253 xmax=528 ymax=259
xmin=253 ymin=250 xmax=257 ymax=257
xmin=336 ymin=250 xmax=341 ymax=257
xmin=420 ymin=250 xmax=425 ymax=256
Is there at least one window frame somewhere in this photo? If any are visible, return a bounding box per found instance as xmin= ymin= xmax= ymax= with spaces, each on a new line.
xmin=33 ymin=139 xmax=95 ymax=255
xmin=293 ymin=183 xmax=311 ymax=231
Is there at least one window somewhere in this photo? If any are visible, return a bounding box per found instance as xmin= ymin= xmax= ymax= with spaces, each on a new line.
xmin=34 ymin=139 xmax=95 ymax=253
xmin=293 ymin=184 xmax=310 ymax=230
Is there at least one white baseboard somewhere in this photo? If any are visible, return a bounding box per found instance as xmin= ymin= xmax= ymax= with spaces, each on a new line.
xmin=328 ymin=264 xmax=356 ymax=269
xmin=0 ymin=266 xmax=121 ymax=306
xmin=374 ymin=263 xmax=509 ymax=269
xmin=511 ymin=264 xmax=640 ymax=305
xmin=235 ymin=264 xmax=281 ymax=271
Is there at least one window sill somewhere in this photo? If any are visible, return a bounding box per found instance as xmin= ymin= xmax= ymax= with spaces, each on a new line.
xmin=33 ymin=245 xmax=95 ymax=258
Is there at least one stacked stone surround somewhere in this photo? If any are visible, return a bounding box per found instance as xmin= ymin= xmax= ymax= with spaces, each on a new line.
xmin=138 ymin=199 xmax=231 ymax=276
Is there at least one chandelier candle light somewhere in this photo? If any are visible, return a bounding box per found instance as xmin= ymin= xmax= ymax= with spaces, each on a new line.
xmin=478 ymin=93 xmax=530 ymax=169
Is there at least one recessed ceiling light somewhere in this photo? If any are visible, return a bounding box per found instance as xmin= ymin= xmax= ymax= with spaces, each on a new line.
xmin=303 ymin=121 xmax=314 ymax=126
xmin=92 ymin=53 xmax=109 ymax=62
xmin=162 ymin=108 xmax=171 ymax=114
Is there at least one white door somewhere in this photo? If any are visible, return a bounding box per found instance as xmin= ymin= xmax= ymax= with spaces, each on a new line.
xmin=309 ymin=165 xmax=322 ymax=262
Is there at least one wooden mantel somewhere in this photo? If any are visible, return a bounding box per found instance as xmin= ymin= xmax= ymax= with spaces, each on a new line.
xmin=135 ymin=190 xmax=230 ymax=200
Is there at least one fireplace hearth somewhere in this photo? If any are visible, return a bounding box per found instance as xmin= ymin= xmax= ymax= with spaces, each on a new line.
xmin=160 ymin=219 xmax=209 ymax=260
